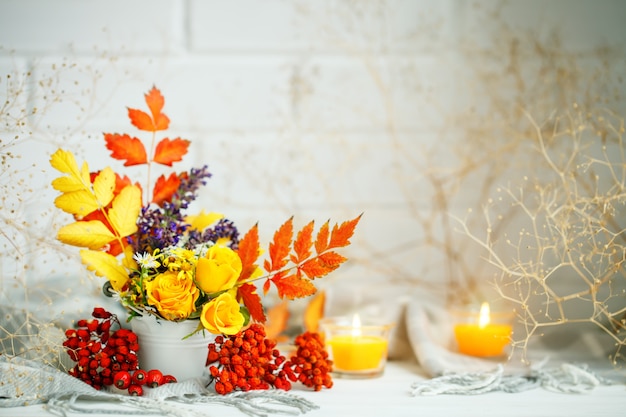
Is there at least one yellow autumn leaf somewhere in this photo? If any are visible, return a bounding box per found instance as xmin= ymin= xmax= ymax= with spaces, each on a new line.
xmin=121 ymin=244 xmax=138 ymax=271
xmin=92 ymin=167 xmax=116 ymax=208
xmin=80 ymin=249 xmax=130 ymax=292
xmin=108 ymin=185 xmax=141 ymax=237
xmin=50 ymin=149 xmax=91 ymax=192
xmin=57 ymin=220 xmax=116 ymax=249
xmin=185 ymin=210 xmax=224 ymax=231
xmin=54 ymin=190 xmax=100 ymax=216
xmin=51 ymin=175 xmax=87 ymax=193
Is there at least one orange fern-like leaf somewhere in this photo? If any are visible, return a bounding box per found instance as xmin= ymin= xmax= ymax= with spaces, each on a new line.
xmin=272 ymin=273 xmax=317 ymax=300
xmin=314 ymin=221 xmax=330 ymax=254
xmin=238 ymin=282 xmax=265 ymax=323
xmin=265 ymin=217 xmax=293 ymax=272
xmin=237 ymin=224 xmax=261 ymax=282
xmin=291 ymin=220 xmax=314 ymax=264
xmin=328 ymin=213 xmax=362 ymax=248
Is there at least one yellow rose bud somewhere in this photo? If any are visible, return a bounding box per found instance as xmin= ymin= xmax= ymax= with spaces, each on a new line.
xmin=195 ymin=245 xmax=242 ymax=294
xmin=200 ymin=292 xmax=245 ymax=335
xmin=146 ymin=271 xmax=199 ymax=321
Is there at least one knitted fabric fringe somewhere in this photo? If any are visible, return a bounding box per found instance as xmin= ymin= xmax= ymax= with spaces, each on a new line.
xmin=0 ymin=355 xmax=318 ymax=416
xmin=409 ymin=362 xmax=611 ymax=396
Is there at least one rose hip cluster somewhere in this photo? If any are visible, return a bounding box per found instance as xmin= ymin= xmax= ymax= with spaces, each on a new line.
xmin=206 ymin=323 xmax=333 ymax=394
xmin=62 ymin=307 xmax=176 ymax=395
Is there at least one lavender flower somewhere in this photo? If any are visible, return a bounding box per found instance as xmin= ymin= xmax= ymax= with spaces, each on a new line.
xmin=129 ymin=165 xmax=238 ymax=252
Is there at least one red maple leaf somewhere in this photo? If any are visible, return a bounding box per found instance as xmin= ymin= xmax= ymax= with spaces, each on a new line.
xmin=238 ymin=283 xmax=266 ymax=323
xmin=104 ymin=133 xmax=147 ymax=166
xmin=151 ymin=173 xmax=180 ymax=206
xmin=153 ymin=137 xmax=190 ymax=166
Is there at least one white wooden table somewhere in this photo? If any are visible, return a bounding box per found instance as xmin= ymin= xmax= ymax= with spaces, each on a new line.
xmin=6 ymin=359 xmax=626 ymax=417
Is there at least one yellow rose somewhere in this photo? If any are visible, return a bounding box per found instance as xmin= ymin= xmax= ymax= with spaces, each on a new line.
xmin=200 ymin=292 xmax=245 ymax=335
xmin=146 ymin=271 xmax=199 ymax=321
xmin=195 ymin=245 xmax=242 ymax=294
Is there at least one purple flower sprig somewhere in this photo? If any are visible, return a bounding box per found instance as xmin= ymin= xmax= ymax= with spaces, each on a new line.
xmin=130 ymin=165 xmax=237 ymax=253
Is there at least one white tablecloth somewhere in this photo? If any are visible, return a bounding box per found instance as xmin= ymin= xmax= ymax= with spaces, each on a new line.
xmin=5 ymin=359 xmax=626 ymax=417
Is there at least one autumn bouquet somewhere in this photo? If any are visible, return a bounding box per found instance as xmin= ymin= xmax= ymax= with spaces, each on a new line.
xmin=50 ymin=86 xmax=360 ymax=338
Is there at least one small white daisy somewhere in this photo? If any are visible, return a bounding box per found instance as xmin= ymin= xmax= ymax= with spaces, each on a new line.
xmin=133 ymin=252 xmax=160 ymax=269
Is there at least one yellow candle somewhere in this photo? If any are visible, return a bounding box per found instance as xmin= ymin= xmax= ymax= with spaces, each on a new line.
xmin=327 ymin=334 xmax=388 ymax=371
xmin=454 ymin=302 xmax=512 ymax=357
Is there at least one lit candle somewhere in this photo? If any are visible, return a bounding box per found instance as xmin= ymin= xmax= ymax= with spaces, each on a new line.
xmin=453 ymin=302 xmax=512 ymax=357
xmin=322 ymin=314 xmax=391 ymax=378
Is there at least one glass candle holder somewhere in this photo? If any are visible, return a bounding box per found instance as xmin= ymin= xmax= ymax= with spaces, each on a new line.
xmin=452 ymin=302 xmax=514 ymax=357
xmin=319 ymin=315 xmax=393 ymax=379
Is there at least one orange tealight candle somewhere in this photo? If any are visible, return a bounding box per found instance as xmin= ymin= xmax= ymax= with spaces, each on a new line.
xmin=454 ymin=302 xmax=512 ymax=357
xmin=321 ymin=314 xmax=392 ymax=378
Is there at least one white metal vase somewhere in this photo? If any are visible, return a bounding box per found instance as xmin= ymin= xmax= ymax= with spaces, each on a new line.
xmin=130 ymin=315 xmax=214 ymax=382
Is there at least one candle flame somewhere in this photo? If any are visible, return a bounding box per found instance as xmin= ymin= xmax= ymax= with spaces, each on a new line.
xmin=351 ymin=314 xmax=362 ymax=337
xmin=478 ymin=302 xmax=490 ymax=328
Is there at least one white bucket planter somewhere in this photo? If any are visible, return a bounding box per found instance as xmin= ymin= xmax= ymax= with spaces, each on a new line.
xmin=130 ymin=315 xmax=214 ymax=382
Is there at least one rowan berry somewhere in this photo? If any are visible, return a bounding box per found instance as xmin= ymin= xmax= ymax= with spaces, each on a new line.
xmin=146 ymin=369 xmax=164 ymax=388
xmin=162 ymin=374 xmax=177 ymax=384
xmin=131 ymin=369 xmax=147 ymax=385
xmin=128 ymin=384 xmax=143 ymax=396
xmin=114 ymin=371 xmax=132 ymax=389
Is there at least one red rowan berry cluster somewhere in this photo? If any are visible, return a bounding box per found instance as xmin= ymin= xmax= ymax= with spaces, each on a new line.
xmin=283 ymin=331 xmax=333 ymax=391
xmin=206 ymin=324 xmax=333 ymax=394
xmin=207 ymin=323 xmax=289 ymax=394
xmin=62 ymin=307 xmax=176 ymax=395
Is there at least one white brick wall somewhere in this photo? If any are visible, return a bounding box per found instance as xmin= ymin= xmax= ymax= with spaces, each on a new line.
xmin=1 ymin=0 xmax=625 ymax=323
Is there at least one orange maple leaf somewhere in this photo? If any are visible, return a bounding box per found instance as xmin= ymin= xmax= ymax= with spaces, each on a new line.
xmin=153 ymin=137 xmax=190 ymax=166
xmin=328 ymin=214 xmax=362 ymax=248
xmin=128 ymin=86 xmax=170 ymax=132
xmin=291 ymin=220 xmax=314 ymax=264
xmin=104 ymin=133 xmax=147 ymax=166
xmin=272 ymin=273 xmax=317 ymax=300
xmin=237 ymin=282 xmax=266 ymax=323
xmin=265 ymin=217 xmax=293 ymax=272
xmin=237 ymin=224 xmax=261 ymax=282
xmin=151 ymin=173 xmax=180 ymax=206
